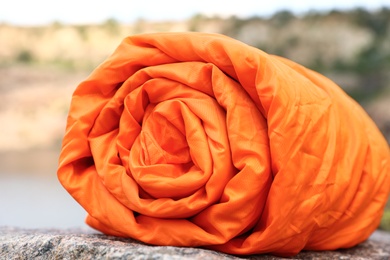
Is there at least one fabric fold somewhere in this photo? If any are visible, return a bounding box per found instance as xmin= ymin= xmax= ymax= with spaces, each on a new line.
xmin=58 ymin=32 xmax=390 ymax=256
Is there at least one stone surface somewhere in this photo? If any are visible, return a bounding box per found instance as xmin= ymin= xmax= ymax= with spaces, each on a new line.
xmin=0 ymin=227 xmax=389 ymax=259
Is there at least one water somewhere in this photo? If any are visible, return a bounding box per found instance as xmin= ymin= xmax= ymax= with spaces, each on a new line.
xmin=0 ymin=174 xmax=89 ymax=229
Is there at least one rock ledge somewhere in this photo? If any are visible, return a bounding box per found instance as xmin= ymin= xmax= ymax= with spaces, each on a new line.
xmin=1 ymin=227 xmax=389 ymax=259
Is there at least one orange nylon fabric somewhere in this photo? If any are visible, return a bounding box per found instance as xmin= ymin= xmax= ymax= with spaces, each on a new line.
xmin=58 ymin=32 xmax=390 ymax=256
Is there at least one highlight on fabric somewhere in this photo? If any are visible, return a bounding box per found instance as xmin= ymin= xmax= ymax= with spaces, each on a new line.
xmin=57 ymin=32 xmax=390 ymax=256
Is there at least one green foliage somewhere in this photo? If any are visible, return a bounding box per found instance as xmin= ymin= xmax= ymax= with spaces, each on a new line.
xmin=75 ymin=25 xmax=88 ymax=41
xmin=103 ymin=18 xmax=120 ymax=35
xmin=303 ymin=10 xmax=324 ymax=22
xmin=351 ymin=7 xmax=390 ymax=36
xmin=271 ymin=10 xmax=295 ymax=27
xmin=228 ymin=15 xmax=246 ymax=32
xmin=16 ymin=50 xmax=34 ymax=63
xmin=355 ymin=43 xmax=388 ymax=73
xmin=380 ymin=210 xmax=390 ymax=231
xmin=309 ymin=56 xmax=327 ymax=72
xmin=286 ymin=36 xmax=300 ymax=47
xmin=188 ymin=14 xmax=205 ymax=32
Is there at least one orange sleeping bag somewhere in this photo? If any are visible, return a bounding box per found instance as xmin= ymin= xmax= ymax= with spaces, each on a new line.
xmin=58 ymin=32 xmax=390 ymax=256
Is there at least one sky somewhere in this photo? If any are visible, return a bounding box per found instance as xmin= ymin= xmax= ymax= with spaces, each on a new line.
xmin=1 ymin=0 xmax=390 ymax=25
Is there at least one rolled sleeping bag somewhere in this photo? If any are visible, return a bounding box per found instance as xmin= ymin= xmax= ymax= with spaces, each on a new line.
xmin=57 ymin=32 xmax=390 ymax=256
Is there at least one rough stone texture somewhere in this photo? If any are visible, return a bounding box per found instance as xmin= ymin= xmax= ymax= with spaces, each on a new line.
xmin=1 ymin=227 xmax=389 ymax=259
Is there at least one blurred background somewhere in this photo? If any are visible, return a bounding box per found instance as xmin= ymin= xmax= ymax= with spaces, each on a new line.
xmin=0 ymin=0 xmax=389 ymax=230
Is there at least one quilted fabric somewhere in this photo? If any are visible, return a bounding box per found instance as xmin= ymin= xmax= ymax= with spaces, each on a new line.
xmin=57 ymin=32 xmax=390 ymax=256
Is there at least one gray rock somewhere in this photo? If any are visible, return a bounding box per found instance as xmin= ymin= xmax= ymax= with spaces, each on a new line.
xmin=0 ymin=227 xmax=389 ymax=259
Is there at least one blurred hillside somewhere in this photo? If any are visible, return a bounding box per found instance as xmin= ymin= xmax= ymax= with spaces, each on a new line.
xmin=1 ymin=8 xmax=390 ymax=98
xmin=0 ymin=7 xmax=389 ymax=159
